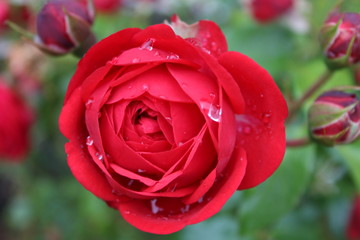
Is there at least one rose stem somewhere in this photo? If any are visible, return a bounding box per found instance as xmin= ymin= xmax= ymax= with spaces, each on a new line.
xmin=287 ymin=69 xmax=334 ymax=122
xmin=286 ymin=137 xmax=311 ymax=147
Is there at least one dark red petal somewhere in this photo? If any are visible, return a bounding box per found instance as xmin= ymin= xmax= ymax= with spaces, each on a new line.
xmin=219 ymin=51 xmax=287 ymax=189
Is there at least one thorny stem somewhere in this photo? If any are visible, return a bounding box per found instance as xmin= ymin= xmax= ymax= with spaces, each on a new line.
xmin=287 ymin=70 xmax=334 ymax=122
xmin=286 ymin=137 xmax=311 ymax=147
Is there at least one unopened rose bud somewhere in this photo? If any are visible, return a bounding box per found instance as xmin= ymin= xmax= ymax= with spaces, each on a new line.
xmin=309 ymin=90 xmax=360 ymax=146
xmin=246 ymin=0 xmax=294 ymax=23
xmin=320 ymin=11 xmax=360 ymax=69
xmin=94 ymin=0 xmax=121 ymax=13
xmin=0 ymin=1 xmax=9 ymax=30
xmin=34 ymin=0 xmax=95 ymax=55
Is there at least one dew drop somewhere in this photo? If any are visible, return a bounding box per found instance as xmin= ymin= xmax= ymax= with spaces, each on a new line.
xmin=95 ymin=152 xmax=103 ymax=161
xmin=128 ymin=179 xmax=134 ymax=186
xmin=244 ymin=126 xmax=252 ymax=135
xmin=150 ymin=199 xmax=163 ymax=214
xmin=261 ymin=112 xmax=272 ymax=124
xmin=181 ymin=205 xmax=190 ymax=213
xmin=86 ymin=136 xmax=94 ymax=146
xmin=128 ymin=85 xmax=132 ymax=89
xmin=165 ymin=116 xmax=172 ymax=121
xmin=137 ymin=169 xmax=146 ymax=173
xmin=167 ymin=54 xmax=179 ymax=60
xmin=178 ymin=142 xmax=184 ymax=146
xmin=200 ymin=101 xmax=222 ymax=122
xmin=159 ymin=95 xmax=167 ymax=100
xmin=142 ymin=84 xmax=149 ymax=91
xmin=139 ymin=38 xmax=155 ymax=51
xmin=154 ymin=51 xmax=160 ymax=56
xmin=260 ymin=94 xmax=264 ymax=98
xmin=123 ymin=210 xmax=131 ymax=215
xmin=85 ymin=98 xmax=94 ymax=109
xmin=198 ymin=196 xmax=204 ymax=203
xmin=132 ymin=58 xmax=141 ymax=63
xmin=209 ymin=92 xmax=216 ymax=99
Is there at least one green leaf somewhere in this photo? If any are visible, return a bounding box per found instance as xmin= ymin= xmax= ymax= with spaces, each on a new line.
xmin=336 ymin=142 xmax=360 ymax=191
xmin=238 ymin=145 xmax=316 ymax=237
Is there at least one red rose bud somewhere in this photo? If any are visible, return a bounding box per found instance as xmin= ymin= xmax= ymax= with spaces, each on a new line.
xmin=59 ymin=16 xmax=287 ymax=233
xmin=34 ymin=0 xmax=95 ymax=55
xmin=248 ymin=0 xmax=294 ymax=23
xmin=347 ymin=195 xmax=360 ymax=240
xmin=320 ymin=12 xmax=360 ymax=69
xmin=0 ymin=0 xmax=10 ymax=30
xmin=94 ymin=0 xmax=121 ymax=12
xmin=309 ymin=90 xmax=360 ymax=146
xmin=0 ymin=78 xmax=33 ymax=161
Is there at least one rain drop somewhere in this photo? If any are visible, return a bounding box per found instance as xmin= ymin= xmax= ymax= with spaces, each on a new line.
xmin=181 ymin=205 xmax=190 ymax=213
xmin=85 ymin=98 xmax=94 ymax=109
xmin=139 ymin=38 xmax=155 ymax=51
xmin=137 ymin=169 xmax=146 ymax=173
xmin=86 ymin=136 xmax=94 ymax=146
xmin=95 ymin=152 xmax=103 ymax=161
xmin=132 ymin=58 xmax=141 ymax=63
xmin=200 ymin=101 xmax=222 ymax=122
xmin=243 ymin=126 xmax=252 ymax=135
xmin=142 ymin=84 xmax=149 ymax=91
xmin=150 ymin=199 xmax=163 ymax=214
xmin=128 ymin=179 xmax=134 ymax=186
xmin=261 ymin=112 xmax=272 ymax=124
xmin=167 ymin=54 xmax=179 ymax=60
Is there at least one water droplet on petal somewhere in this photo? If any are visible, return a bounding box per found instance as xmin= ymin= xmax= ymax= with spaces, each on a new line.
xmin=167 ymin=54 xmax=179 ymax=60
xmin=159 ymin=95 xmax=167 ymax=100
xmin=139 ymin=38 xmax=155 ymax=51
xmin=198 ymin=196 xmax=204 ymax=203
xmin=128 ymin=179 xmax=134 ymax=186
xmin=142 ymin=84 xmax=149 ymax=91
xmin=132 ymin=58 xmax=141 ymax=63
xmin=150 ymin=199 xmax=163 ymax=214
xmin=261 ymin=112 xmax=272 ymax=124
xmin=95 ymin=152 xmax=103 ymax=161
xmin=137 ymin=169 xmax=146 ymax=173
xmin=165 ymin=116 xmax=172 ymax=122
xmin=85 ymin=98 xmax=94 ymax=109
xmin=200 ymin=101 xmax=222 ymax=122
xmin=178 ymin=142 xmax=184 ymax=146
xmin=209 ymin=92 xmax=216 ymax=99
xmin=123 ymin=210 xmax=130 ymax=215
xmin=260 ymin=94 xmax=264 ymax=98
xmin=86 ymin=136 xmax=94 ymax=146
xmin=128 ymin=85 xmax=132 ymax=89
xmin=181 ymin=205 xmax=190 ymax=213
xmin=154 ymin=51 xmax=160 ymax=56
xmin=244 ymin=126 xmax=252 ymax=135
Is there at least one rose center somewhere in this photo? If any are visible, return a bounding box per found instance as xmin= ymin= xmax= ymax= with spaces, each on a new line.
xmin=134 ymin=109 xmax=164 ymax=140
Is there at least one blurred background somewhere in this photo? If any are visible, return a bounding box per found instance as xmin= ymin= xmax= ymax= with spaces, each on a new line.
xmin=0 ymin=0 xmax=360 ymax=239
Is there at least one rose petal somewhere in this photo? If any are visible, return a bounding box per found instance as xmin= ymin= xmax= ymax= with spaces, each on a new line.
xmin=108 ymin=65 xmax=193 ymax=103
xmin=219 ymin=51 xmax=287 ymax=189
xmin=169 ymin=102 xmax=205 ymax=145
xmin=116 ymin=147 xmax=247 ymax=234
xmin=59 ymin=88 xmax=116 ymax=201
xmin=65 ymin=28 xmax=141 ymax=101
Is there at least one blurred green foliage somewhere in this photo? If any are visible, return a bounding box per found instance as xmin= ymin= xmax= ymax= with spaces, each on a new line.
xmin=1 ymin=0 xmax=360 ymax=239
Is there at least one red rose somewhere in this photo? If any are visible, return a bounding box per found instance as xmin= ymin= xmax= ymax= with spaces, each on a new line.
xmin=347 ymin=196 xmax=360 ymax=240
xmin=0 ymin=79 xmax=33 ymax=161
xmin=249 ymin=0 xmax=294 ymax=23
xmin=59 ymin=16 xmax=287 ymax=234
